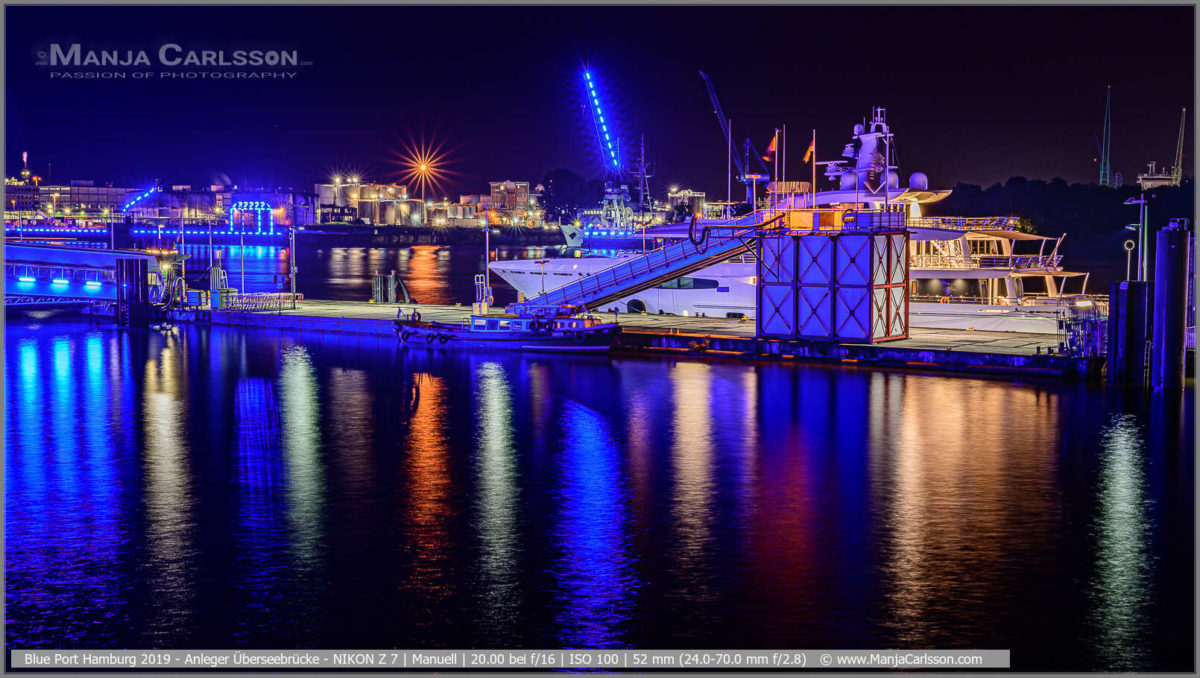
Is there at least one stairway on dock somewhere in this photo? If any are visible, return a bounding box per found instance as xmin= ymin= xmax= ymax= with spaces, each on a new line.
xmin=508 ymin=212 xmax=781 ymax=315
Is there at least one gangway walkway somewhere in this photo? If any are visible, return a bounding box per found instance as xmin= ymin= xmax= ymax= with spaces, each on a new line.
xmin=508 ymin=212 xmax=783 ymax=315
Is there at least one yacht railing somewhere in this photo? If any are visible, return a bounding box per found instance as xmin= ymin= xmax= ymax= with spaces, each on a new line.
xmin=909 ymin=216 xmax=1021 ymax=231
xmin=909 ymin=254 xmax=1063 ymax=270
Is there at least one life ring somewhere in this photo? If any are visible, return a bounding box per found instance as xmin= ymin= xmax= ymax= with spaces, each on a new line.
xmin=573 ymin=331 xmax=587 ymax=345
xmin=425 ymin=333 xmax=436 ymax=343
xmin=530 ymin=319 xmax=542 ymax=332
xmin=438 ymin=334 xmax=450 ymax=344
xmin=411 ymin=311 xmax=421 ymax=322
xmin=401 ymin=330 xmax=412 ymax=341
xmin=939 ymin=297 xmax=950 ymax=304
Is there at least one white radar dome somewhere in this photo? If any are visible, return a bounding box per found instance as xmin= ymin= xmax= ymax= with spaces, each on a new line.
xmin=909 ymin=172 xmax=929 ymax=190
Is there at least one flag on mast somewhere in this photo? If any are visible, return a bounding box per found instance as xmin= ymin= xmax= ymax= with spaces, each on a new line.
xmin=802 ymin=137 xmax=815 ymax=164
xmin=762 ymin=132 xmax=777 ymax=162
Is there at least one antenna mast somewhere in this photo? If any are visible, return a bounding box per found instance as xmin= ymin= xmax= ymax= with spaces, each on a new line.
xmin=1172 ymin=107 xmax=1187 ymax=186
xmin=1099 ymin=86 xmax=1113 ymax=187
xmin=631 ymin=133 xmax=654 ymax=216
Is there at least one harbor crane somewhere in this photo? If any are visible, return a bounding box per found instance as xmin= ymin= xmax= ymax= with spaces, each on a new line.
xmin=699 ymin=70 xmax=770 ymax=206
xmin=1171 ymin=106 xmax=1187 ymax=186
xmin=1136 ymin=107 xmax=1187 ymax=190
xmin=1098 ymin=85 xmax=1113 ymax=188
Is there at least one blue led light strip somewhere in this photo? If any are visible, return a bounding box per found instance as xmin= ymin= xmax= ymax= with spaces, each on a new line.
xmin=584 ymin=71 xmax=620 ymax=171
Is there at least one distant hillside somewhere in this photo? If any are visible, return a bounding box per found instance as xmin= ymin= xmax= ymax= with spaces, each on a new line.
xmin=924 ymin=178 xmax=1194 ymax=264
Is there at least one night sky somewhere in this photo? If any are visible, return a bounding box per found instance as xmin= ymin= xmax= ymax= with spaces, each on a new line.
xmin=5 ymin=5 xmax=1194 ymax=197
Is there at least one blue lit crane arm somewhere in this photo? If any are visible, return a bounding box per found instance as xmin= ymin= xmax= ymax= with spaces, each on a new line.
xmin=698 ymin=70 xmax=769 ymax=181
xmin=583 ymin=70 xmax=622 ymax=176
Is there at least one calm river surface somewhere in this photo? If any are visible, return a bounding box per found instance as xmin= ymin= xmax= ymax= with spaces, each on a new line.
xmin=4 ymin=245 xmax=1194 ymax=671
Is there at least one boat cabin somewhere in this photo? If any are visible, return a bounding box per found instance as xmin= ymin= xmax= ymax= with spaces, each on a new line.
xmin=467 ymin=315 xmax=604 ymax=332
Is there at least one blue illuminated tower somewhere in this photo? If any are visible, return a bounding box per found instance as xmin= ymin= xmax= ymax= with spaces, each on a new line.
xmin=583 ymin=70 xmax=622 ymax=176
xmin=1099 ymin=86 xmax=1112 ymax=188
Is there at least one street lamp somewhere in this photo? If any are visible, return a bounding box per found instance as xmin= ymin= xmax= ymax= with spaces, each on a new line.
xmin=11 ymin=199 xmax=22 ymax=242
xmin=1123 ymin=193 xmax=1149 ymax=281
xmin=536 ymin=259 xmax=550 ymax=295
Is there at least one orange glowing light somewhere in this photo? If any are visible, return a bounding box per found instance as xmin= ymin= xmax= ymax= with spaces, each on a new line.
xmin=389 ymin=132 xmax=457 ymax=202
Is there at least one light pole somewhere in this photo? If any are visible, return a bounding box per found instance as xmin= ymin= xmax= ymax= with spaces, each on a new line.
xmin=483 ymin=223 xmax=490 ymax=287
xmin=1123 ymin=239 xmax=1136 ymax=281
xmin=232 ymin=208 xmax=245 ymax=292
xmin=1123 ymin=193 xmax=1149 ymax=281
xmin=536 ymin=259 xmax=549 ymax=295
xmin=290 ymin=219 xmax=297 ymax=309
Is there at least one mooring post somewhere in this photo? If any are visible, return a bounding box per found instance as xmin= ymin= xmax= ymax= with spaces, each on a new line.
xmin=1151 ymin=222 xmax=1189 ymax=389
xmin=1106 ymin=280 xmax=1150 ymax=384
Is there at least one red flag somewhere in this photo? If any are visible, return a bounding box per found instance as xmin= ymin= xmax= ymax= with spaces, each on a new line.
xmin=762 ymin=133 xmax=777 ymax=162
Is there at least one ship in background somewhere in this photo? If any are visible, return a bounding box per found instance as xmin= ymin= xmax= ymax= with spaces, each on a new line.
xmin=493 ymin=108 xmax=1105 ymax=333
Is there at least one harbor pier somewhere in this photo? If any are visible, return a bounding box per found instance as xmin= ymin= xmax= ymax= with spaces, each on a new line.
xmin=166 ymin=299 xmax=1104 ymax=380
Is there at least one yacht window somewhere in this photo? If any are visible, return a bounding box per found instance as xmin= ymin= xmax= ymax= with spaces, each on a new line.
xmin=486 ymin=319 xmax=499 ymax=330
xmin=659 ymin=276 xmax=719 ymax=289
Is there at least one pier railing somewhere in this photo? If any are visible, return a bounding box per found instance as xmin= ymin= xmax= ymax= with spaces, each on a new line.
xmin=1057 ymin=305 xmax=1107 ymax=357
xmin=218 ymin=292 xmax=303 ymax=313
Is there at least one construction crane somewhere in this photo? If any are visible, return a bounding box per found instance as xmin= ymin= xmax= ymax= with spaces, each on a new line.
xmin=1098 ymin=85 xmax=1112 ymax=188
xmin=698 ymin=70 xmax=769 ymax=205
xmin=1171 ymin=107 xmax=1187 ymax=186
xmin=1137 ymin=107 xmax=1187 ymax=190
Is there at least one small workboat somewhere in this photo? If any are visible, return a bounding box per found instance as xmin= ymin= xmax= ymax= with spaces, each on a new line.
xmin=394 ymin=308 xmax=619 ymax=352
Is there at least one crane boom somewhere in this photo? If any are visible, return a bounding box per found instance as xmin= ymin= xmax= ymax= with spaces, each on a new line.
xmin=698 ymin=70 xmax=769 ymax=189
xmin=1172 ymin=107 xmax=1187 ymax=185
xmin=699 ymin=69 xmax=746 ymax=179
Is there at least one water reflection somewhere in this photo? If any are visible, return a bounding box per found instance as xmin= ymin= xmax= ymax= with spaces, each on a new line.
xmin=472 ymin=361 xmax=520 ymax=641
xmin=280 ymin=346 xmax=326 ymax=575
xmin=401 ymin=373 xmax=455 ymax=630
xmin=3 ymin=320 xmax=1193 ymax=670
xmin=880 ymin=376 xmax=1062 ymax=648
xmin=233 ymin=377 xmax=288 ymax=639
xmin=669 ymin=363 xmax=717 ymax=606
xmin=1088 ymin=413 xmax=1152 ymax=670
xmin=553 ymin=400 xmax=637 ymax=648
xmin=140 ymin=330 xmax=198 ymax=641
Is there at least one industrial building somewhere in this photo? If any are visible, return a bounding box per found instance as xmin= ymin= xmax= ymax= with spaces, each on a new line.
xmin=123 ymin=185 xmax=318 ymax=231
xmin=666 ymin=187 xmax=706 ymax=215
xmin=314 ymin=177 xmax=410 ymax=225
xmin=4 ymin=176 xmax=134 ymax=225
xmin=486 ymin=180 xmax=544 ymax=227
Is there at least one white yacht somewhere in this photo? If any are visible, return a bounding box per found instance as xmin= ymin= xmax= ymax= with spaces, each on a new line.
xmin=492 ymin=109 xmax=1104 ymax=334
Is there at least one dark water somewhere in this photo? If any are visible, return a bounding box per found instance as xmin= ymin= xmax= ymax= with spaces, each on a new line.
xmin=4 ymin=316 xmax=1194 ymax=671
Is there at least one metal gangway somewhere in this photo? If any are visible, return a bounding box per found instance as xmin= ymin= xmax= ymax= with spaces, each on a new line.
xmin=507 ymin=212 xmax=784 ymax=316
